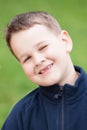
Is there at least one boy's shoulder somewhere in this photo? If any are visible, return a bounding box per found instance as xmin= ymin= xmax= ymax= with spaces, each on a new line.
xmin=1 ymin=87 xmax=40 ymax=129
xmin=10 ymin=87 xmax=40 ymax=115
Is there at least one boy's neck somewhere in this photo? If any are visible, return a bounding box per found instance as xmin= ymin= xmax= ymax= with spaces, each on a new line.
xmin=59 ymin=67 xmax=80 ymax=87
xmin=69 ymin=71 xmax=80 ymax=86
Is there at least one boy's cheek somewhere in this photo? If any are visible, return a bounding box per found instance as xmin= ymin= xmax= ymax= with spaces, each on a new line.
xmin=22 ymin=66 xmax=33 ymax=78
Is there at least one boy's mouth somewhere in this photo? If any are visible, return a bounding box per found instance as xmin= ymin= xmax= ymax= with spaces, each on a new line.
xmin=38 ymin=63 xmax=53 ymax=75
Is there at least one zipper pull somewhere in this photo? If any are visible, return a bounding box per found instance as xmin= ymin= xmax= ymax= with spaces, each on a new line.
xmin=59 ymin=87 xmax=63 ymax=96
xmin=54 ymin=87 xmax=64 ymax=99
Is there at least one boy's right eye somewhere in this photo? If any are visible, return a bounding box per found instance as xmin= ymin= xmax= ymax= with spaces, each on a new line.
xmin=23 ymin=56 xmax=31 ymax=63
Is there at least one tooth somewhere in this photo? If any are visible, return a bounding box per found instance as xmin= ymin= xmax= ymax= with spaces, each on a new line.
xmin=41 ymin=70 xmax=44 ymax=74
xmin=48 ymin=65 xmax=51 ymax=69
xmin=39 ymin=64 xmax=52 ymax=74
xmin=48 ymin=65 xmax=50 ymax=69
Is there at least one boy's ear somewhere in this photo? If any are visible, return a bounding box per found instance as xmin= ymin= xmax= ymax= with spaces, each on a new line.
xmin=60 ymin=30 xmax=73 ymax=52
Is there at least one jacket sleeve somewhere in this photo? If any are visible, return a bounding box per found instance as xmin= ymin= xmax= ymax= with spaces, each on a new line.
xmin=1 ymin=103 xmax=24 ymax=130
xmin=1 ymin=88 xmax=38 ymax=130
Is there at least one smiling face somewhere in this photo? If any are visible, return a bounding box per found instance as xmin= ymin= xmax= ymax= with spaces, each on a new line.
xmin=10 ymin=24 xmax=75 ymax=86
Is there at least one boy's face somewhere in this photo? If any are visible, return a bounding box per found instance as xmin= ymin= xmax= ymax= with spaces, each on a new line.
xmin=11 ymin=25 xmax=73 ymax=86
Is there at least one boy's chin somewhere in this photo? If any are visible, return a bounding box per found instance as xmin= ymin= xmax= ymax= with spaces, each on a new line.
xmin=38 ymin=81 xmax=58 ymax=87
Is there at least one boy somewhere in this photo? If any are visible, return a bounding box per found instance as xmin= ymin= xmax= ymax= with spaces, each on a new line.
xmin=1 ymin=11 xmax=87 ymax=130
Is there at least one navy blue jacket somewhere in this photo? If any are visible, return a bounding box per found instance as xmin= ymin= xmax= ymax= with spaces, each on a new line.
xmin=2 ymin=66 xmax=87 ymax=130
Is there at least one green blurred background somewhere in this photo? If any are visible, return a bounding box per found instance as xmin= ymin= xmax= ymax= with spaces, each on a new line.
xmin=0 ymin=0 xmax=87 ymax=128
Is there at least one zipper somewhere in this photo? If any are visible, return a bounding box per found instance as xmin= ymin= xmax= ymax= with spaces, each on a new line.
xmin=59 ymin=87 xmax=64 ymax=130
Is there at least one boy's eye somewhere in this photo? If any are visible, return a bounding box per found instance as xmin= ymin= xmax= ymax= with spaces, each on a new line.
xmin=23 ymin=56 xmax=31 ymax=63
xmin=39 ymin=45 xmax=48 ymax=51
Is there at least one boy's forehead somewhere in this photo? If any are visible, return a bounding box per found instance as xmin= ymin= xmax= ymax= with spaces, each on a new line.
xmin=11 ymin=24 xmax=59 ymax=49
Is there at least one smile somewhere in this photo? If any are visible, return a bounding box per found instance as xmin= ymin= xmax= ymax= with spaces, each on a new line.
xmin=39 ymin=63 xmax=53 ymax=75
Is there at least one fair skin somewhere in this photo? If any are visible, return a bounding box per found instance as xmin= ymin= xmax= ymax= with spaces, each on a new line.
xmin=10 ymin=24 xmax=78 ymax=86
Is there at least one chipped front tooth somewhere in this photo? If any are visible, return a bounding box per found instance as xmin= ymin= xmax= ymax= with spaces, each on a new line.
xmin=48 ymin=64 xmax=51 ymax=69
xmin=41 ymin=70 xmax=45 ymax=74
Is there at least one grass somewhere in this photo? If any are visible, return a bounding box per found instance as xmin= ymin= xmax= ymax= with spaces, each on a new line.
xmin=0 ymin=0 xmax=87 ymax=128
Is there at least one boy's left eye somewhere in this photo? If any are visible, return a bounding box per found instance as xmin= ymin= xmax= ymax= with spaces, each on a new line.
xmin=39 ymin=45 xmax=48 ymax=51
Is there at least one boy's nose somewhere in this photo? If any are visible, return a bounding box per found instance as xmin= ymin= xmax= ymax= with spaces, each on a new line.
xmin=33 ymin=53 xmax=45 ymax=66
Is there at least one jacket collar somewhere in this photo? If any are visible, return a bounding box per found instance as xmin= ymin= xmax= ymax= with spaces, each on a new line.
xmin=39 ymin=66 xmax=87 ymax=103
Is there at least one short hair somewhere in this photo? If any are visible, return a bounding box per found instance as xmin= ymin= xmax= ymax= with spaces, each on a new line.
xmin=5 ymin=11 xmax=62 ymax=55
